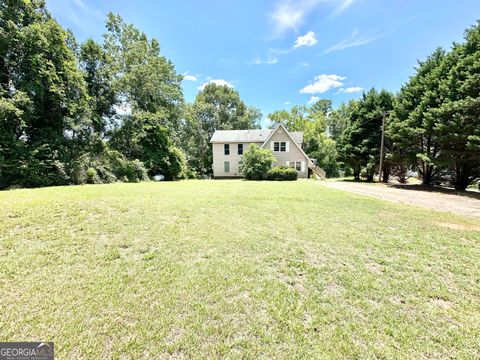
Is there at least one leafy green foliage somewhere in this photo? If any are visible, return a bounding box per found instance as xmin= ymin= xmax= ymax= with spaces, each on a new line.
xmin=341 ymin=89 xmax=394 ymax=181
xmin=388 ymin=49 xmax=448 ymax=185
xmin=307 ymin=133 xmax=339 ymax=178
xmin=110 ymin=112 xmax=186 ymax=180
xmin=86 ymin=167 xmax=98 ymax=184
xmin=433 ymin=23 xmax=480 ymax=190
xmin=0 ymin=0 xmax=90 ymax=189
xmin=180 ymin=83 xmax=262 ymax=177
xmin=267 ymin=101 xmax=336 ymax=177
xmin=388 ymin=22 xmax=480 ymax=189
xmin=1 ymin=1 xmax=479 ymax=189
xmin=327 ymin=101 xmax=356 ymax=142
xmin=0 ymin=4 xmax=188 ymax=188
xmin=239 ymin=144 xmax=275 ymax=180
xmin=103 ymin=13 xmax=183 ymax=134
xmin=79 ymin=39 xmax=117 ymax=135
xmin=69 ymin=148 xmax=148 ymax=184
xmin=266 ymin=165 xmax=298 ymax=181
xmin=178 ymin=104 xmax=211 ymax=177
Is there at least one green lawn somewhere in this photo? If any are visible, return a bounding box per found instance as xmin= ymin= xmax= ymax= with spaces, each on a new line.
xmin=1 ymin=180 xmax=479 ymax=358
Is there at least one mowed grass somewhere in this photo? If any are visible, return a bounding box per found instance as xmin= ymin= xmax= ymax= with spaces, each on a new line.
xmin=1 ymin=180 xmax=479 ymax=359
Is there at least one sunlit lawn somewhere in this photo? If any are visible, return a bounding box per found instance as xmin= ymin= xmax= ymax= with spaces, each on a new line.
xmin=1 ymin=180 xmax=479 ymax=358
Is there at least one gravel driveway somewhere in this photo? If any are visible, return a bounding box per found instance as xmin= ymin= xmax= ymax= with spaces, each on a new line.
xmin=319 ymin=181 xmax=480 ymax=219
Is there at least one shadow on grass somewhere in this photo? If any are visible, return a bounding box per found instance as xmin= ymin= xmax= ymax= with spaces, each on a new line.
xmin=329 ymin=177 xmax=480 ymax=200
xmin=332 ymin=177 xmax=376 ymax=183
xmin=387 ymin=184 xmax=480 ymax=200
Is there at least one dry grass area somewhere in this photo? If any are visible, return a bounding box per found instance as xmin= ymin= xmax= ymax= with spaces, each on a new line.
xmin=1 ymin=180 xmax=479 ymax=358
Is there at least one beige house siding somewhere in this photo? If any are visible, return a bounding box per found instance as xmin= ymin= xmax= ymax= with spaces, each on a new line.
xmin=262 ymin=127 xmax=310 ymax=178
xmin=211 ymin=125 xmax=311 ymax=179
xmin=212 ymin=142 xmax=262 ymax=177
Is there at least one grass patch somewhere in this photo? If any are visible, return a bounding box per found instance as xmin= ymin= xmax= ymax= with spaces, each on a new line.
xmin=1 ymin=180 xmax=479 ymax=358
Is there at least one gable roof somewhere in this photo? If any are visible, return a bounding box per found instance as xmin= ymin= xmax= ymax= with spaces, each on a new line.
xmin=260 ymin=124 xmax=314 ymax=167
xmin=210 ymin=129 xmax=303 ymax=144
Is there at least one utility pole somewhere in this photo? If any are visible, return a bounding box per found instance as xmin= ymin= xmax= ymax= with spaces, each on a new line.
xmin=378 ymin=112 xmax=386 ymax=182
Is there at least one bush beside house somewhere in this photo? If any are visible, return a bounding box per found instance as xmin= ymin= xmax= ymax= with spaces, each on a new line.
xmin=239 ymin=144 xmax=298 ymax=181
xmin=239 ymin=144 xmax=275 ymax=180
xmin=267 ymin=165 xmax=298 ymax=181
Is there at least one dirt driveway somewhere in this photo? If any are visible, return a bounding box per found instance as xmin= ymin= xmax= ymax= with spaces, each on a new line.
xmin=319 ymin=181 xmax=480 ymax=219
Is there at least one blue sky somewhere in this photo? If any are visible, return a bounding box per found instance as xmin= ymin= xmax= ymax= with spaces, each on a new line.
xmin=47 ymin=0 xmax=480 ymax=122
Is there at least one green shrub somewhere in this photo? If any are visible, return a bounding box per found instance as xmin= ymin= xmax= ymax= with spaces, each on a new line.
xmin=239 ymin=144 xmax=276 ymax=180
xmin=86 ymin=167 xmax=97 ymax=184
xmin=71 ymin=150 xmax=149 ymax=184
xmin=266 ymin=165 xmax=298 ymax=181
xmin=124 ymin=159 xmax=149 ymax=183
xmin=162 ymin=146 xmax=188 ymax=180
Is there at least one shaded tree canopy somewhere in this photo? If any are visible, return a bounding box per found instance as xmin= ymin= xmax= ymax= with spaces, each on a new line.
xmin=179 ymin=83 xmax=262 ymax=177
xmin=0 ymin=1 xmax=479 ymax=189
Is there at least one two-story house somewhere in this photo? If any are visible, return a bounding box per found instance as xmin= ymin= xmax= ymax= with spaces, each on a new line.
xmin=210 ymin=124 xmax=324 ymax=179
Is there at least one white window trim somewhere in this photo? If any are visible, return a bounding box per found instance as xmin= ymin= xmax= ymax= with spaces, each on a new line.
xmin=274 ymin=141 xmax=287 ymax=152
xmin=287 ymin=161 xmax=302 ymax=171
xmin=260 ymin=124 xmax=313 ymax=169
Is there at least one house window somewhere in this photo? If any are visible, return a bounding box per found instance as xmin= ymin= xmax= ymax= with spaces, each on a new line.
xmin=273 ymin=141 xmax=287 ymax=152
xmin=289 ymin=161 xmax=302 ymax=171
xmin=224 ymin=161 xmax=230 ymax=173
xmin=238 ymin=144 xmax=243 ymax=155
xmin=224 ymin=144 xmax=230 ymax=155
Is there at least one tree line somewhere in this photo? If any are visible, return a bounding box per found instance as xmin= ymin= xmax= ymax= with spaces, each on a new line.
xmin=265 ymin=23 xmax=480 ymax=191
xmin=0 ymin=1 xmax=478 ymax=191
xmin=0 ymin=0 xmax=261 ymax=188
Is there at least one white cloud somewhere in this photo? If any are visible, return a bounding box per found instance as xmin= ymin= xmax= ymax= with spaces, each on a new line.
xmin=198 ymin=79 xmax=234 ymax=91
xmin=47 ymin=0 xmax=103 ymax=33
xmin=182 ymin=72 xmax=198 ymax=81
xmin=298 ymin=62 xmax=310 ymax=67
xmin=269 ymin=0 xmax=357 ymax=37
xmin=342 ymin=86 xmax=363 ymax=93
xmin=294 ymin=31 xmax=317 ymax=48
xmin=284 ymin=101 xmax=291 ymax=105
xmin=300 ymin=74 xmax=345 ymax=94
xmin=247 ymin=57 xmax=279 ymax=65
xmin=269 ymin=0 xmax=322 ymax=37
xmin=308 ymin=96 xmax=320 ymax=104
xmin=270 ymin=48 xmax=292 ymax=55
xmin=183 ymin=75 xmax=198 ymax=81
xmin=332 ymin=0 xmax=356 ymax=17
xmin=269 ymin=1 xmax=305 ymax=37
xmin=324 ymin=29 xmax=384 ymax=54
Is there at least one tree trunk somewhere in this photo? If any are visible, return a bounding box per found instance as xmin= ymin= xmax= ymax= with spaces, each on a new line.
xmin=382 ymin=164 xmax=391 ymax=183
xmin=422 ymin=165 xmax=433 ymax=187
xmin=353 ymin=165 xmax=361 ymax=181
xmin=453 ymin=163 xmax=471 ymax=191
xmin=454 ymin=179 xmax=469 ymax=191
